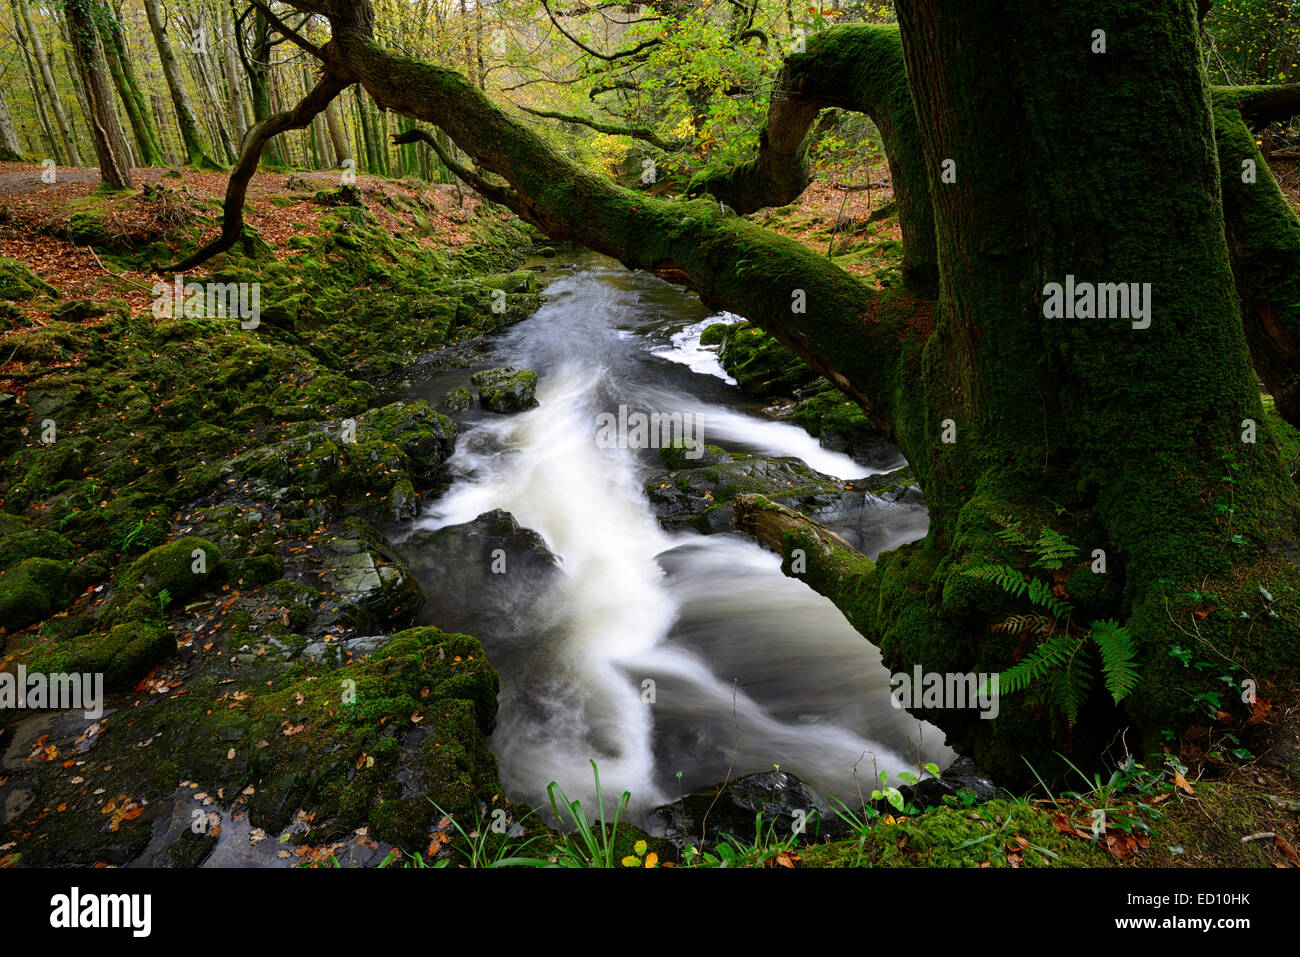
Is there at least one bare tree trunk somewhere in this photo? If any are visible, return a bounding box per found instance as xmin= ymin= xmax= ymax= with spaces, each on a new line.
xmin=141 ymin=0 xmax=217 ymax=167
xmin=218 ymin=1 xmax=248 ymax=146
xmin=0 ymin=86 xmax=24 ymax=161
xmin=12 ymin=0 xmax=83 ymax=165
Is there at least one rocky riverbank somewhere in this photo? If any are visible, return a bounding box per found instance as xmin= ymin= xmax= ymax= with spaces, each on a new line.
xmin=0 ymin=172 xmax=545 ymax=865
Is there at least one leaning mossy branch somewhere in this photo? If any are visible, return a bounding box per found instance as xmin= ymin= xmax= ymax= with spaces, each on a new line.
xmin=1213 ymin=93 xmax=1300 ymax=429
xmin=167 ymin=75 xmax=351 ymax=272
xmin=733 ymin=493 xmax=878 ymax=637
xmin=687 ymin=24 xmax=936 ymax=291
xmin=1214 ymin=82 xmax=1300 ymax=128
xmin=511 ymin=103 xmax=689 ymax=151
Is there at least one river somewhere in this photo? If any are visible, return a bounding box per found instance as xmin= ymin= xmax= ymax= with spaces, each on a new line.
xmin=402 ymin=250 xmax=953 ymax=824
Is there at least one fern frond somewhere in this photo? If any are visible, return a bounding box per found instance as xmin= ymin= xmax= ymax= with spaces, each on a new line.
xmin=1024 ymin=576 xmax=1074 ymax=620
xmin=991 ymin=613 xmax=1058 ymax=636
xmin=995 ymin=521 xmax=1034 ymax=549
xmin=1090 ymin=619 xmax=1140 ymax=703
xmin=1031 ymin=527 xmax=1077 ymax=570
xmin=997 ymin=632 xmax=1080 ymax=696
xmin=964 ymin=563 xmax=1029 ymax=598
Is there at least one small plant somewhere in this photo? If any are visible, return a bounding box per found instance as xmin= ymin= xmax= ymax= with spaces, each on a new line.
xmin=156 ymin=587 xmax=172 ymax=613
xmin=428 ymin=802 xmax=549 ymax=868
xmin=621 ymin=839 xmax=659 ymax=868
xmin=120 ymin=519 xmax=146 ymax=552
xmin=504 ymin=760 xmax=631 ymax=868
xmin=966 ymin=519 xmax=1139 ymax=726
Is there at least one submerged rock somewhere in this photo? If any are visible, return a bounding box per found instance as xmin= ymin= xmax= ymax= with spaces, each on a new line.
xmin=401 ymin=509 xmax=560 ymax=638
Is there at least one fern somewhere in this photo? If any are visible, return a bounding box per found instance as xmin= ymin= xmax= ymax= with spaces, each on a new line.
xmin=1090 ymin=619 xmax=1140 ymax=703
xmin=993 ymin=517 xmax=1034 ymax=549
xmin=964 ymin=528 xmax=1141 ymax=726
xmin=991 ymin=613 xmax=1057 ymax=636
xmin=996 ymin=632 xmax=1080 ymax=695
xmin=1031 ymin=527 xmax=1077 ymax=569
xmin=1048 ymin=642 xmax=1094 ymax=726
xmin=965 ymin=564 xmax=1072 ymax=621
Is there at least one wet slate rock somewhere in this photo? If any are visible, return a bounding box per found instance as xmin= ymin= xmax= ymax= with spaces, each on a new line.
xmin=400 ymin=509 xmax=560 ymax=638
xmin=649 ymin=770 xmax=851 ymax=850
xmin=471 ymin=367 xmax=539 ymax=413
xmin=896 ymin=756 xmax=999 ymax=811
xmin=646 ymin=451 xmax=915 ymax=535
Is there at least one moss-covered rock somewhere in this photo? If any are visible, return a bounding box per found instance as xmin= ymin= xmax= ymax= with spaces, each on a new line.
xmin=34 ymin=621 xmax=174 ymax=690
xmin=471 ymin=367 xmax=539 ymax=413
xmin=0 ymin=528 xmax=74 ymax=571
xmin=117 ymin=536 xmax=222 ymax=604
xmin=0 ymin=256 xmax=59 ymax=300
xmin=715 ymin=322 xmax=816 ymax=396
xmin=0 ymin=556 xmax=67 ymax=635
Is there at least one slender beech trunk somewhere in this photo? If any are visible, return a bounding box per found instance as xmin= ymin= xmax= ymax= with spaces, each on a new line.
xmin=12 ymin=0 xmax=83 ymax=164
xmin=142 ymin=0 xmax=217 ymax=167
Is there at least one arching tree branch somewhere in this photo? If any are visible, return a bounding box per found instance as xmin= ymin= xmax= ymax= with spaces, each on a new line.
xmin=1217 ymin=82 xmax=1300 ymax=127
xmin=245 ymin=0 xmax=325 ymax=59
xmin=687 ymin=24 xmax=937 ymax=292
xmin=392 ymin=127 xmax=517 ymax=205
xmin=538 ymin=0 xmax=661 ymax=61
xmin=511 ymin=102 xmax=687 ymax=150
xmin=165 ymin=75 xmax=350 ymax=272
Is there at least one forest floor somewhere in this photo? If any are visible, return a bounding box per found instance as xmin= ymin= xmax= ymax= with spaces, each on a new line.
xmin=0 ymin=161 xmax=1296 ymax=868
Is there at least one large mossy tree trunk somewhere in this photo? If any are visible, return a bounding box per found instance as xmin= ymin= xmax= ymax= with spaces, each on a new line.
xmin=195 ymin=0 xmax=1300 ymax=782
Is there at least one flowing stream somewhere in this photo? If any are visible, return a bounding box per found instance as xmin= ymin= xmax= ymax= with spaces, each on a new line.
xmin=403 ymin=251 xmax=952 ymax=822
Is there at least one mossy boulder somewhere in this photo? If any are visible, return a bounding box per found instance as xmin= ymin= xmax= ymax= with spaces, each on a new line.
xmin=0 ymin=556 xmax=67 ymax=635
xmin=471 ymin=367 xmax=538 ymax=413
xmin=699 ymin=322 xmax=730 ymax=347
xmin=442 ymin=386 xmax=473 ymax=414
xmin=715 ymin=322 xmax=816 ymax=396
xmin=117 ymin=536 xmax=222 ymax=604
xmin=62 ymin=211 xmax=110 ymax=248
xmin=0 ymin=528 xmax=74 ymax=571
xmin=43 ymin=621 xmax=174 ymax=690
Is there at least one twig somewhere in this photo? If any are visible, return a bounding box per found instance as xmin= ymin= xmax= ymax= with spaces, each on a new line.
xmin=698 ymin=678 xmax=740 ymax=851
xmin=85 ymin=246 xmax=153 ymax=291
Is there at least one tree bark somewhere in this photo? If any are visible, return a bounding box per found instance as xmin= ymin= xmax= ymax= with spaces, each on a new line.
xmin=12 ymin=0 xmax=83 ymax=165
xmin=0 ymin=86 xmax=24 ymax=161
xmin=64 ymin=0 xmax=133 ymax=188
xmin=142 ymin=0 xmax=219 ymax=168
xmin=98 ymin=4 xmax=168 ymax=166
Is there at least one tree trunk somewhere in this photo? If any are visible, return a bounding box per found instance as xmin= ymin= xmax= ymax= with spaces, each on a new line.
xmin=324 ymin=100 xmax=351 ymax=168
xmin=11 ymin=14 xmax=63 ymax=164
xmin=12 ymin=0 xmax=83 ymax=165
xmin=98 ymin=5 xmax=167 ymax=166
xmin=218 ymin=1 xmax=249 ymax=147
xmin=64 ymin=0 xmax=133 ymax=188
xmin=142 ymin=0 xmax=218 ymax=168
xmin=0 ymin=86 xmax=24 ymax=161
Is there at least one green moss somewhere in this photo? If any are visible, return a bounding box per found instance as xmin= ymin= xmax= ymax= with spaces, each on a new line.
xmin=0 ymin=256 xmax=59 ymax=300
xmin=0 ymin=557 xmax=68 ymax=635
xmin=117 ymin=536 xmax=222 ymax=604
xmin=33 ymin=621 xmax=173 ymax=690
xmin=798 ymin=799 xmax=1114 ymax=868
xmin=0 ymin=528 xmax=74 ymax=571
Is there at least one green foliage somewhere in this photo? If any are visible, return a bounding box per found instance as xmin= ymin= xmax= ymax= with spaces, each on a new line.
xmin=965 ymin=524 xmax=1138 ymax=726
